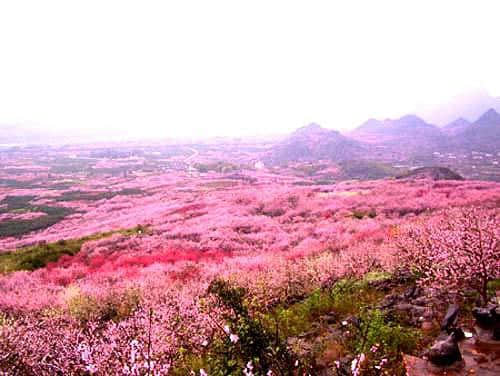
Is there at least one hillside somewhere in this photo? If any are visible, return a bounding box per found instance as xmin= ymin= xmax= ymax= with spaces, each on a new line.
xmin=350 ymin=115 xmax=447 ymax=157
xmin=268 ymin=123 xmax=366 ymax=164
xmin=337 ymin=159 xmax=403 ymax=180
xmin=442 ymin=117 xmax=471 ymax=136
xmin=396 ymin=166 xmax=464 ymax=181
xmin=455 ymin=108 xmax=500 ymax=152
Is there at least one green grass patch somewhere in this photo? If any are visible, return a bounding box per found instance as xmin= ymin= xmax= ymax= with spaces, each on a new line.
xmin=351 ymin=309 xmax=421 ymax=354
xmin=0 ymin=225 xmax=148 ymax=273
xmin=265 ymin=278 xmax=385 ymax=338
xmin=345 ymin=308 xmax=422 ymax=375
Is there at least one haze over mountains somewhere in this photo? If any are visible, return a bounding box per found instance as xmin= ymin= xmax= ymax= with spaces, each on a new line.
xmin=415 ymin=89 xmax=500 ymax=126
xmin=350 ymin=114 xmax=446 ymax=156
xmin=2 ymin=92 xmax=500 ymax=164
xmin=269 ymin=107 xmax=500 ymax=164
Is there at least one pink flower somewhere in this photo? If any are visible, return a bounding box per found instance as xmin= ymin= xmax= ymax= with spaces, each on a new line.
xmin=229 ymin=333 xmax=239 ymax=343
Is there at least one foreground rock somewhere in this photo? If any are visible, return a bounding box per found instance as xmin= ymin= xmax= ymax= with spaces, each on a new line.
xmin=427 ymin=331 xmax=463 ymax=367
xmin=404 ymin=336 xmax=500 ymax=376
xmin=441 ymin=304 xmax=460 ymax=332
xmin=472 ymin=304 xmax=500 ymax=341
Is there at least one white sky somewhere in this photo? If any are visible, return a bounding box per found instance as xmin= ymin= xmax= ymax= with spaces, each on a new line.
xmin=1 ymin=1 xmax=500 ymax=139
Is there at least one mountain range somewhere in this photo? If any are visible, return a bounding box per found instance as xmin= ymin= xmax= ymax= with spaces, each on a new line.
xmin=269 ymin=108 xmax=500 ymax=163
xmin=415 ymin=89 xmax=500 ymax=126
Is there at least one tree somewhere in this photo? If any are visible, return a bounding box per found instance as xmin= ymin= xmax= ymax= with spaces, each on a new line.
xmin=397 ymin=208 xmax=499 ymax=305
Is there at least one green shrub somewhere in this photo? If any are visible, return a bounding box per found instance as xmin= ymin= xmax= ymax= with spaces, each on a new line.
xmin=345 ymin=309 xmax=421 ymax=375
xmin=202 ymin=279 xmax=299 ymax=375
xmin=353 ymin=309 xmax=420 ymax=354
xmin=267 ymin=279 xmax=384 ymax=339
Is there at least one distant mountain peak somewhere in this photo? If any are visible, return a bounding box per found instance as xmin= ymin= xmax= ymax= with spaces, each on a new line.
xmin=397 ymin=114 xmax=428 ymax=126
xmin=399 ymin=114 xmax=422 ymax=121
xmin=303 ymin=122 xmax=322 ymax=129
xmin=457 ymin=107 xmax=500 ymax=151
xmin=353 ymin=114 xmax=435 ymax=135
xmin=452 ymin=117 xmax=470 ymax=124
xmin=358 ymin=118 xmax=382 ymax=127
xmin=442 ymin=117 xmax=471 ymax=135
xmin=475 ymin=108 xmax=500 ymax=124
xmin=294 ymin=123 xmax=323 ymax=132
xmin=293 ymin=123 xmax=340 ymax=137
xmin=415 ymin=89 xmax=500 ymax=125
xmin=269 ymin=123 xmax=363 ymax=163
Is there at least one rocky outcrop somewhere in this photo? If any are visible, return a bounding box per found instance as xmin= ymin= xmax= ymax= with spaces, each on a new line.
xmin=472 ymin=303 xmax=500 ymax=341
xmin=427 ymin=331 xmax=463 ymax=366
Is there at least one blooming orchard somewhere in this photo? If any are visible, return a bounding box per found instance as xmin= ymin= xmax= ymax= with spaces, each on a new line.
xmin=0 ymin=169 xmax=499 ymax=374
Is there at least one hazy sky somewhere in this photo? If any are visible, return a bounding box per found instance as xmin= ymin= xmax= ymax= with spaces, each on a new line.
xmin=1 ymin=1 xmax=500 ymax=139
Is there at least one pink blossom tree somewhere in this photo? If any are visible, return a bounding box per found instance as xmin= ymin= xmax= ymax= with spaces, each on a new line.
xmin=397 ymin=207 xmax=499 ymax=305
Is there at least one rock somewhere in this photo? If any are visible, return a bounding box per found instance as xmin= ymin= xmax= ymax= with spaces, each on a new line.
xmin=472 ymin=304 xmax=500 ymax=339
xmin=441 ymin=303 xmax=460 ymax=332
xmin=379 ymin=294 xmax=398 ymax=309
xmin=472 ymin=306 xmax=495 ymax=328
xmin=493 ymin=306 xmax=500 ymax=341
xmin=394 ymin=303 xmax=413 ymax=311
xmin=427 ymin=333 xmax=463 ymax=366
xmin=368 ymin=278 xmax=395 ymax=291
xmin=403 ymin=285 xmax=418 ymax=299
xmin=412 ymin=305 xmax=427 ymax=316
xmin=494 ymin=326 xmax=500 ymax=341
xmin=394 ymin=303 xmax=426 ymax=317
xmin=451 ymin=327 xmax=465 ymax=341
xmin=392 ymin=268 xmax=415 ymax=284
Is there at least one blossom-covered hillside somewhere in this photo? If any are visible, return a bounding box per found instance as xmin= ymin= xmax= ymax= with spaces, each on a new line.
xmin=0 ymin=150 xmax=499 ymax=375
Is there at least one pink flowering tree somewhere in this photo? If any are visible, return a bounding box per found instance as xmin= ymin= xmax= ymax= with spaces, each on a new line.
xmin=397 ymin=207 xmax=499 ymax=305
